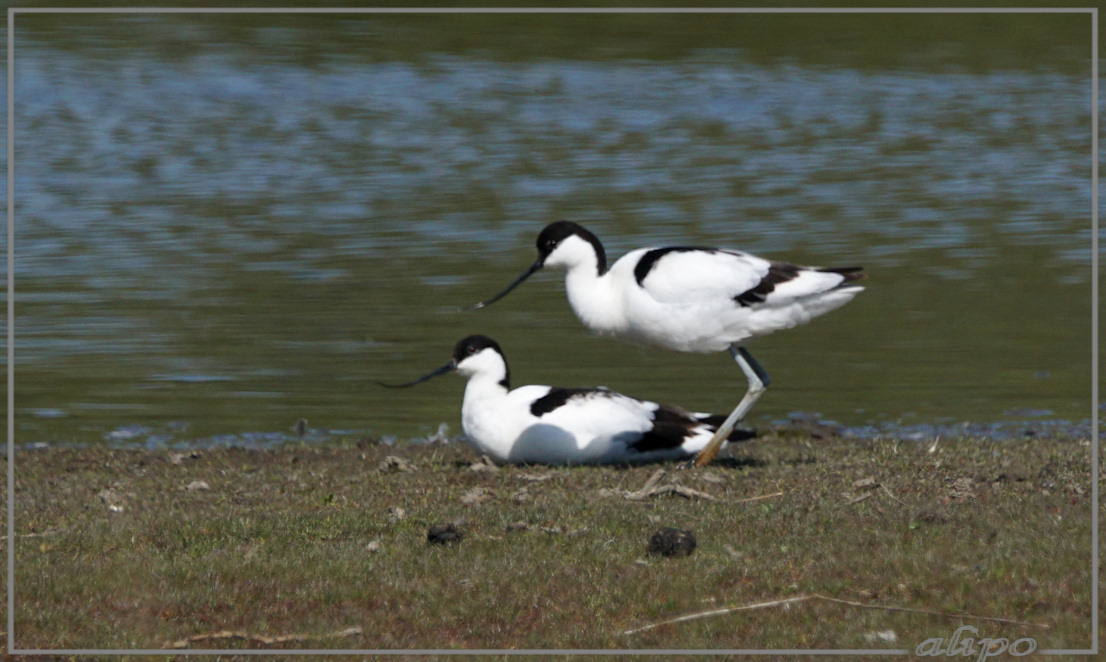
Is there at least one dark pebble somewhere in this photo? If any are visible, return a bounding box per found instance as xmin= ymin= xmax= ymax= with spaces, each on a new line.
xmin=648 ymin=527 xmax=696 ymax=558
xmin=427 ymin=523 xmax=463 ymax=546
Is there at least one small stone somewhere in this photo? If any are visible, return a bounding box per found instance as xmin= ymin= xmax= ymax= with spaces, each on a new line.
xmin=469 ymin=455 xmax=500 ymax=474
xmin=185 ymin=480 xmax=210 ymax=491
xmin=460 ymin=486 xmax=495 ymax=505
xmin=364 ymin=540 xmax=382 ymax=554
xmin=386 ymin=506 xmax=407 ymax=521
xmin=427 ymin=523 xmax=463 ymax=546
xmin=424 ymin=423 xmax=450 ymax=444
xmin=377 ymin=456 xmax=416 ymax=473
xmin=168 ymin=452 xmax=186 ymax=465
xmin=517 ymin=472 xmax=553 ymax=482
xmin=914 ymin=509 xmax=949 ymax=525
xmin=648 ymin=527 xmax=697 ymax=558
xmin=98 ymin=488 xmax=120 ymax=503
xmin=357 ymin=435 xmax=381 ymax=448
xmin=698 ymin=471 xmax=726 ymax=485
xmin=948 ymin=477 xmax=976 ymax=501
xmin=864 ymin=630 xmax=898 ymax=644
xmin=97 ymin=489 xmax=125 ymax=511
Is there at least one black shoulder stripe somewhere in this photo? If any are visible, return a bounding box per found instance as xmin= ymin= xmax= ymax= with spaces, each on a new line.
xmin=529 ymin=387 xmax=612 ymax=417
xmin=734 ymin=262 xmax=802 ymax=307
xmin=633 ymin=246 xmax=720 ymax=287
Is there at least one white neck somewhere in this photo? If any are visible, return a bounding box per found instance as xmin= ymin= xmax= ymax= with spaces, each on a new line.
xmin=563 ymin=266 xmax=623 ymax=335
xmin=460 ymin=374 xmax=512 ymax=460
xmin=543 ymin=233 xmax=626 ymax=336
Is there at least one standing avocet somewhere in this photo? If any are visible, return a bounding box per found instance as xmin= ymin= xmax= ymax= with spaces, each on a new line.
xmin=471 ymin=221 xmax=866 ymax=466
xmin=381 ymin=335 xmax=753 ymax=465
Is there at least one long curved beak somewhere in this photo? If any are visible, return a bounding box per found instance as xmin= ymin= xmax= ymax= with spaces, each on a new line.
xmin=378 ymin=362 xmax=456 ymax=389
xmin=468 ymin=258 xmax=544 ymax=310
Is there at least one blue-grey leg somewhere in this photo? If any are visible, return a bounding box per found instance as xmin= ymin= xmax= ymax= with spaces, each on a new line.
xmin=694 ymin=346 xmax=770 ymax=467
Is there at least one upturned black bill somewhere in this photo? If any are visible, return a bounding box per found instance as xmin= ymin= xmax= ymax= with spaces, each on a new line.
xmin=378 ymin=362 xmax=456 ymax=389
xmin=468 ymin=258 xmax=544 ymax=310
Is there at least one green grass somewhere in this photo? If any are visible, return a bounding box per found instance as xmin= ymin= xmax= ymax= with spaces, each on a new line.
xmin=9 ymin=430 xmax=1095 ymax=653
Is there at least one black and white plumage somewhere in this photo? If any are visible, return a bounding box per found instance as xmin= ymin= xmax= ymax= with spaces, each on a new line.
xmin=381 ymin=335 xmax=752 ymax=465
xmin=472 ymin=221 xmax=866 ymax=466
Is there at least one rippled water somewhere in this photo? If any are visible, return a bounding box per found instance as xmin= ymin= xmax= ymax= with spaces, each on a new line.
xmin=8 ymin=13 xmax=1096 ymax=447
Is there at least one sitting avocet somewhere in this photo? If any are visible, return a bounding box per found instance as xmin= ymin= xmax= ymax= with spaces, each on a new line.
xmin=471 ymin=221 xmax=866 ymax=466
xmin=381 ymin=335 xmax=753 ymax=465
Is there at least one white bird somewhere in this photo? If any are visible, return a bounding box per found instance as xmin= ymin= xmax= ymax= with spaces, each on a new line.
xmin=381 ymin=335 xmax=753 ymax=465
xmin=471 ymin=221 xmax=866 ymax=466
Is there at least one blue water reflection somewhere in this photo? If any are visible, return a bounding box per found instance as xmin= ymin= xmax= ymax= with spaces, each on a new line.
xmin=10 ymin=20 xmax=1095 ymax=446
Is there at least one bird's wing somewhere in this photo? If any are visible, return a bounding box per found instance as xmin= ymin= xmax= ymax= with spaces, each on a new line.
xmin=531 ymin=388 xmax=656 ymax=439
xmin=629 ymin=247 xmax=772 ymax=305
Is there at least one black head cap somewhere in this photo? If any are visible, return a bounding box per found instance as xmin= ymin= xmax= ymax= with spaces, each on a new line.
xmin=452 ymin=335 xmax=503 ymax=363
xmin=452 ymin=335 xmax=509 ymax=389
xmin=536 ymin=221 xmax=607 ymax=274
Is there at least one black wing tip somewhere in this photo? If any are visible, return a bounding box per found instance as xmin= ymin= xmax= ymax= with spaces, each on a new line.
xmin=726 ymin=426 xmax=757 ymax=442
xmin=698 ymin=414 xmax=758 ymax=442
xmin=629 ymin=404 xmax=711 ymax=453
xmin=735 ymin=263 xmax=865 ymax=307
xmin=819 ymin=266 xmax=867 ymax=282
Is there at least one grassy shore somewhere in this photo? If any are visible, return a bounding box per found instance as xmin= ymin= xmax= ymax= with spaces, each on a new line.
xmin=8 ymin=428 xmax=1095 ymax=654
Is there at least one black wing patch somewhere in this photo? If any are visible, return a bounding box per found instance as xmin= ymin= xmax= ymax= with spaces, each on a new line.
xmin=529 ymin=387 xmax=614 ymax=418
xmin=633 ymin=246 xmax=721 ymax=287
